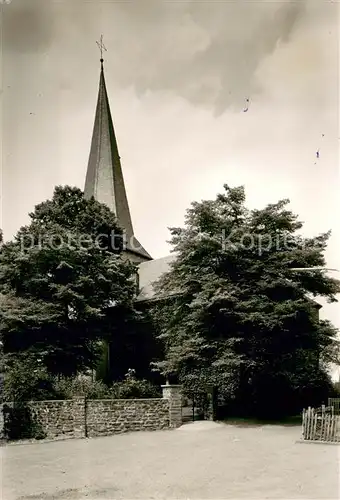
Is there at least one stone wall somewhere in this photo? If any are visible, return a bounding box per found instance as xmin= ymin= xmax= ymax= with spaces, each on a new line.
xmin=2 ymin=399 xmax=75 ymax=440
xmin=86 ymin=398 xmax=169 ymax=437
xmin=2 ymin=385 xmax=182 ymax=441
xmin=28 ymin=399 xmax=75 ymax=439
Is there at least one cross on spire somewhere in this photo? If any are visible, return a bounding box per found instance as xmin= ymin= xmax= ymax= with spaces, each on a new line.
xmin=96 ymin=35 xmax=107 ymax=63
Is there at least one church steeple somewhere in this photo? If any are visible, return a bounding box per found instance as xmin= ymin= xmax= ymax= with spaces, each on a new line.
xmin=84 ymin=45 xmax=152 ymax=262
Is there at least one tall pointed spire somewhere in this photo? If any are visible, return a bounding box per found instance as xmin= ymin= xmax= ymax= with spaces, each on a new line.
xmin=84 ymin=44 xmax=151 ymax=262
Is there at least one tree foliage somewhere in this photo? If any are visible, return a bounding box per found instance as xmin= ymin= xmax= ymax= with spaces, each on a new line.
xmin=151 ymin=184 xmax=340 ymax=417
xmin=0 ymin=186 xmax=137 ymax=377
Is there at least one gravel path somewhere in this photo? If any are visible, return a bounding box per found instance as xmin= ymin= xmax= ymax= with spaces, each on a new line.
xmin=1 ymin=422 xmax=339 ymax=499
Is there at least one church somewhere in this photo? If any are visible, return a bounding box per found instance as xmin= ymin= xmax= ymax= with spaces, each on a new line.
xmin=84 ymin=56 xmax=176 ymax=303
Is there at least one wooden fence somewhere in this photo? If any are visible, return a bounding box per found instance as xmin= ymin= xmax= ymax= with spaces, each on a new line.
xmin=302 ymin=406 xmax=340 ymax=443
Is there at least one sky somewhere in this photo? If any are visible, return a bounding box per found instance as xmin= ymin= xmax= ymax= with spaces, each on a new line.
xmin=0 ymin=0 xmax=339 ymax=371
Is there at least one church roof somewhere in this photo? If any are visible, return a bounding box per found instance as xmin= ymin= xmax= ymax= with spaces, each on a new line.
xmin=84 ymin=60 xmax=151 ymax=261
xmin=136 ymin=255 xmax=324 ymax=309
xmin=137 ymin=253 xmax=178 ymax=301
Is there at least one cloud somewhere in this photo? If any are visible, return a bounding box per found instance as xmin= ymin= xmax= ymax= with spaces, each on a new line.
xmin=2 ymin=0 xmax=54 ymax=54
xmin=111 ymin=0 xmax=307 ymax=114
xmin=5 ymin=0 xmax=337 ymax=118
xmin=3 ymin=0 xmax=308 ymax=114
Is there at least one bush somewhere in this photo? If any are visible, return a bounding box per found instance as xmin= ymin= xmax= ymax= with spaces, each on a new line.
xmin=53 ymin=374 xmax=161 ymax=400
xmin=3 ymin=358 xmax=161 ymax=403
xmin=109 ymin=370 xmax=161 ymax=399
xmin=53 ymin=376 xmax=110 ymax=400
xmin=3 ymin=402 xmax=46 ymax=441
xmin=3 ymin=356 xmax=58 ymax=402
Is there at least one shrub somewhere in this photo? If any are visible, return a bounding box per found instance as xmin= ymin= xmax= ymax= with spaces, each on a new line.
xmin=3 ymin=355 xmax=58 ymax=402
xmin=3 ymin=402 xmax=46 ymax=441
xmin=109 ymin=374 xmax=161 ymax=399
xmin=3 ymin=358 xmax=161 ymax=403
xmin=53 ymin=376 xmax=110 ymax=400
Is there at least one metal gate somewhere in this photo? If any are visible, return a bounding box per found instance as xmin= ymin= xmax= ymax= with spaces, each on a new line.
xmin=181 ymin=395 xmax=204 ymax=423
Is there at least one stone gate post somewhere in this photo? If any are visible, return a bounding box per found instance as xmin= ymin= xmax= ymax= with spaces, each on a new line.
xmin=161 ymin=384 xmax=182 ymax=428
xmin=206 ymin=386 xmax=218 ymax=421
xmin=0 ymin=404 xmax=4 ymax=439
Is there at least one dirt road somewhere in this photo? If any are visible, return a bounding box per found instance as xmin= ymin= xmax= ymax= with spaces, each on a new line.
xmin=1 ymin=422 xmax=339 ymax=499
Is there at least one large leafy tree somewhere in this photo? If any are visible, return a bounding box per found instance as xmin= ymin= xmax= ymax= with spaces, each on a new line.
xmin=0 ymin=186 xmax=137 ymax=377
xmin=152 ymin=185 xmax=340 ymax=417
